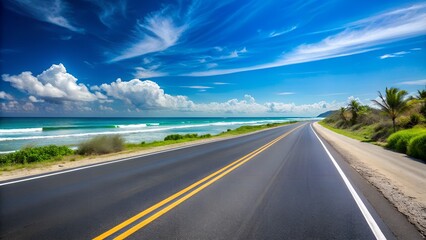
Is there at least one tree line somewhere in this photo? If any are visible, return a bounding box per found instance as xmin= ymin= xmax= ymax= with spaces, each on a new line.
xmin=339 ymin=87 xmax=426 ymax=132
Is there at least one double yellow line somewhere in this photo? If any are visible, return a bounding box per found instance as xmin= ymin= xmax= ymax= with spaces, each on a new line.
xmin=94 ymin=123 xmax=304 ymax=240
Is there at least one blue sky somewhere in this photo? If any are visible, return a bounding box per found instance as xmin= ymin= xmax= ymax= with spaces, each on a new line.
xmin=1 ymin=0 xmax=425 ymax=117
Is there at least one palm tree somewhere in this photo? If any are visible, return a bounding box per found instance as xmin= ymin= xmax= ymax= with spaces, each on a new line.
xmin=415 ymin=88 xmax=426 ymax=99
xmin=372 ymin=87 xmax=408 ymax=132
xmin=339 ymin=107 xmax=346 ymax=122
xmin=415 ymin=88 xmax=426 ymax=117
xmin=347 ymin=99 xmax=361 ymax=125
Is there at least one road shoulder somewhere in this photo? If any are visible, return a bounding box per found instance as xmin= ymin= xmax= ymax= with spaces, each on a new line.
xmin=313 ymin=122 xmax=426 ymax=237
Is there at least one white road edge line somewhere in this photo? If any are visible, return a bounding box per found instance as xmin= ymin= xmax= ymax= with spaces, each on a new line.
xmin=310 ymin=124 xmax=386 ymax=240
xmin=0 ymin=123 xmax=298 ymax=187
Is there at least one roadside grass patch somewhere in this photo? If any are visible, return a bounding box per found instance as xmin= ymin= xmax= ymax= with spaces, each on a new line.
xmin=0 ymin=145 xmax=74 ymax=166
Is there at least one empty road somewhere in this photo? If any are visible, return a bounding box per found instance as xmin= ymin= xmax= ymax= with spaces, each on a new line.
xmin=0 ymin=122 xmax=420 ymax=239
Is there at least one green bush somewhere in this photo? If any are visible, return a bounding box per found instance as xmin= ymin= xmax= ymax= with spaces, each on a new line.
xmin=164 ymin=134 xmax=199 ymax=141
xmin=77 ymin=135 xmax=124 ymax=155
xmin=407 ymin=133 xmax=426 ymax=160
xmin=0 ymin=145 xmax=74 ymax=165
xmin=387 ymin=129 xmax=426 ymax=153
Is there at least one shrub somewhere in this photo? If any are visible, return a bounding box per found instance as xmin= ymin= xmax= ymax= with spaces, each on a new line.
xmin=387 ymin=129 xmax=426 ymax=153
xmin=407 ymin=133 xmax=426 ymax=160
xmin=164 ymin=134 xmax=201 ymax=141
xmin=0 ymin=145 xmax=74 ymax=165
xmin=199 ymin=134 xmax=212 ymax=138
xmin=77 ymin=135 xmax=124 ymax=155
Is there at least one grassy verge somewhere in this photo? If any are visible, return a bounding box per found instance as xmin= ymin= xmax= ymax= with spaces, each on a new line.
xmin=0 ymin=121 xmax=297 ymax=171
xmin=386 ymin=128 xmax=426 ymax=160
xmin=319 ymin=120 xmax=426 ymax=160
xmin=318 ymin=121 xmax=371 ymax=141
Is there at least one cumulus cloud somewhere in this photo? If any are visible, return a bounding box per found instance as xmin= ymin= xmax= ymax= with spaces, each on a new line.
xmin=2 ymin=64 xmax=98 ymax=103
xmin=193 ymin=95 xmax=267 ymax=114
xmin=28 ymin=96 xmax=44 ymax=103
xmin=6 ymin=0 xmax=84 ymax=33
xmin=0 ymin=91 xmax=14 ymax=100
xmin=99 ymin=105 xmax=113 ymax=111
xmin=100 ymin=79 xmax=195 ymax=110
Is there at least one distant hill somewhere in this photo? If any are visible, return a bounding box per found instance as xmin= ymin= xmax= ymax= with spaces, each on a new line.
xmin=317 ymin=110 xmax=337 ymax=118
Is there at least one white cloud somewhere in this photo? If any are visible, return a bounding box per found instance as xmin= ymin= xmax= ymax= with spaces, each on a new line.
xmin=99 ymin=105 xmax=113 ymax=111
xmin=110 ymin=5 xmax=188 ymax=62
xmin=193 ymin=95 xmax=268 ymax=114
xmin=277 ymin=92 xmax=295 ymax=95
xmin=207 ymin=63 xmax=218 ymax=69
xmin=28 ymin=95 xmax=44 ymax=103
xmin=8 ymin=0 xmax=84 ymax=33
xmin=22 ymin=102 xmax=35 ymax=111
xmin=222 ymin=47 xmax=247 ymax=59
xmin=264 ymin=100 xmax=342 ymax=114
xmin=134 ymin=67 xmax=166 ymax=79
xmin=98 ymin=79 xmax=336 ymax=115
xmin=398 ymin=79 xmax=426 ymax=85
xmin=411 ymin=47 xmax=422 ymax=51
xmin=181 ymin=86 xmax=213 ymax=89
xmin=213 ymin=82 xmax=231 ymax=85
xmin=380 ymin=50 xmax=410 ymax=59
xmin=0 ymin=101 xmax=19 ymax=112
xmin=187 ymin=4 xmax=426 ymax=76
xmin=214 ymin=46 xmax=224 ymax=52
xmin=100 ymin=79 xmax=195 ymax=110
xmin=0 ymin=91 xmax=14 ymax=100
xmin=2 ymin=63 xmax=97 ymax=103
xmin=269 ymin=26 xmax=297 ymax=38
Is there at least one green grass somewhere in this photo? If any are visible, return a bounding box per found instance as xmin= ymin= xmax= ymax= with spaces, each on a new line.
xmin=218 ymin=122 xmax=296 ymax=136
xmin=318 ymin=121 xmax=370 ymax=141
xmin=0 ymin=145 xmax=74 ymax=167
xmin=0 ymin=121 xmax=297 ymax=170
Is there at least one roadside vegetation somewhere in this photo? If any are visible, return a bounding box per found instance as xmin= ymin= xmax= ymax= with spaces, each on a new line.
xmin=0 ymin=145 xmax=74 ymax=167
xmin=0 ymin=121 xmax=296 ymax=170
xmin=77 ymin=135 xmax=125 ymax=155
xmin=321 ymin=87 xmax=426 ymax=160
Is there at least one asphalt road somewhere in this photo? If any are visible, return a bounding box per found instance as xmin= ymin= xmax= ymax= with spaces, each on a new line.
xmin=0 ymin=122 xmax=420 ymax=239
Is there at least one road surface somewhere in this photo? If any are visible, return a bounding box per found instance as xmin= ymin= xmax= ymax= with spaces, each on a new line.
xmin=0 ymin=122 xmax=420 ymax=239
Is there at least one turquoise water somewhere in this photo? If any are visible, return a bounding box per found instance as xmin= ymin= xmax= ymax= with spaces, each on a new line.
xmin=0 ymin=117 xmax=316 ymax=153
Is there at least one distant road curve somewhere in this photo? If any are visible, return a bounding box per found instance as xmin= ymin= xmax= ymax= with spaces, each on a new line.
xmin=0 ymin=122 xmax=421 ymax=239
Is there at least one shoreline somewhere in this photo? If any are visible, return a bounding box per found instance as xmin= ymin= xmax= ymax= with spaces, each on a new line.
xmin=0 ymin=122 xmax=297 ymax=182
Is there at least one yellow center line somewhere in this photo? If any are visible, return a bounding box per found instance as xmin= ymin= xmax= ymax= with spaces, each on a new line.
xmin=94 ymin=123 xmax=304 ymax=240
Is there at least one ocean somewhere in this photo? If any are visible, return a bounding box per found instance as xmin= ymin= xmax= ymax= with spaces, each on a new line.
xmin=0 ymin=117 xmax=316 ymax=153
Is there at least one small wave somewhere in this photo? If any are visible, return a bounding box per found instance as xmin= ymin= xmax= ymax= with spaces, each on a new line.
xmin=0 ymin=128 xmax=43 ymax=134
xmin=0 ymin=150 xmax=17 ymax=154
xmin=147 ymin=123 xmax=160 ymax=126
xmin=116 ymin=124 xmax=147 ymax=128
xmin=42 ymin=125 xmax=117 ymax=131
